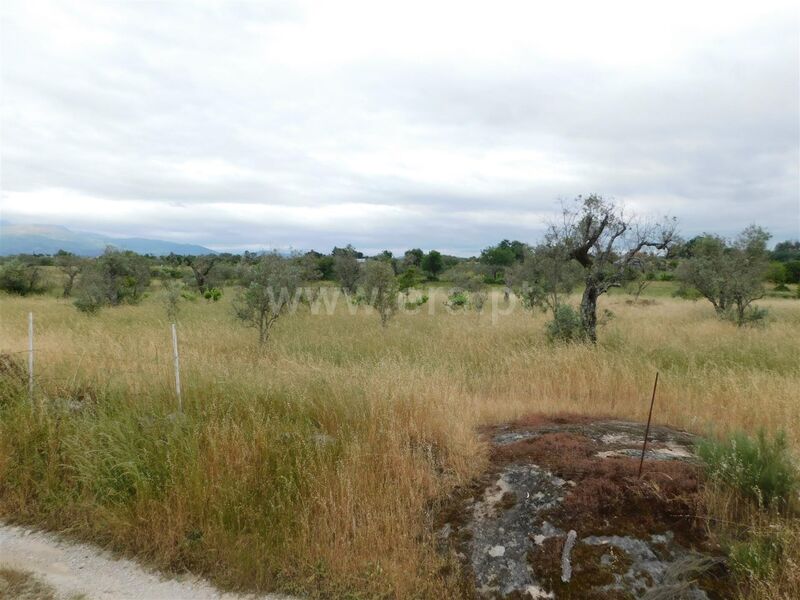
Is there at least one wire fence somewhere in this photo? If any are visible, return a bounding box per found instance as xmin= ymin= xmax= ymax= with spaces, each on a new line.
xmin=1 ymin=312 xmax=184 ymax=411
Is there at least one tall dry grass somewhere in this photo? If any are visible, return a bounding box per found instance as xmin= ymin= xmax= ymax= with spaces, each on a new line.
xmin=0 ymin=289 xmax=798 ymax=597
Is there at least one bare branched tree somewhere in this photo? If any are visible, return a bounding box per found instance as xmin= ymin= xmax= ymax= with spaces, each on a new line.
xmin=550 ymin=195 xmax=676 ymax=342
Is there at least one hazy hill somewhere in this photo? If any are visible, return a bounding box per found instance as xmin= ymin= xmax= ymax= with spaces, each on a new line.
xmin=0 ymin=223 xmax=215 ymax=256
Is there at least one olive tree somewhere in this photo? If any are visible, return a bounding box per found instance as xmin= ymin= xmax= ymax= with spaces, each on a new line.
xmin=421 ymin=250 xmax=444 ymax=280
xmin=550 ymin=195 xmax=675 ymax=342
xmin=55 ymin=252 xmax=86 ymax=297
xmin=0 ymin=260 xmax=45 ymax=296
xmin=233 ymin=253 xmax=302 ymax=345
xmin=333 ymin=253 xmax=361 ymax=294
xmin=361 ymin=260 xmax=398 ymax=327
xmin=184 ymin=255 xmax=219 ymax=293
xmin=677 ymin=226 xmax=770 ymax=325
xmin=73 ymin=248 xmax=151 ymax=313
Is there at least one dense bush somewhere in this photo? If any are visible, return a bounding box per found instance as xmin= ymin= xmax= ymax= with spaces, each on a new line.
xmin=784 ymin=260 xmax=800 ymax=284
xmin=698 ymin=430 xmax=798 ymax=509
xmin=545 ymin=304 xmax=586 ymax=343
xmin=73 ymin=249 xmax=151 ymax=313
xmin=0 ymin=261 xmax=46 ymax=296
xmin=73 ymin=271 xmax=106 ymax=314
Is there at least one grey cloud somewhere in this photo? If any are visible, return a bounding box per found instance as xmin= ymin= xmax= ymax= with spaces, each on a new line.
xmin=1 ymin=0 xmax=798 ymax=253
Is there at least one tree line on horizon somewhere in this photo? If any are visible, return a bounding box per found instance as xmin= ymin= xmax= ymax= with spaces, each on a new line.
xmin=1 ymin=196 xmax=799 ymax=343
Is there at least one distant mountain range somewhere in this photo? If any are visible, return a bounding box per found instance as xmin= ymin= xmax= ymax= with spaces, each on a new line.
xmin=0 ymin=223 xmax=215 ymax=257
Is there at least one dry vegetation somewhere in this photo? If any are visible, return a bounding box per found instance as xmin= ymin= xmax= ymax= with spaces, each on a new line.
xmin=0 ymin=287 xmax=798 ymax=598
xmin=0 ymin=567 xmax=85 ymax=600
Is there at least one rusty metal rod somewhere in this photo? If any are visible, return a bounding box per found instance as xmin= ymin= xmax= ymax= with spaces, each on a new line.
xmin=638 ymin=371 xmax=659 ymax=478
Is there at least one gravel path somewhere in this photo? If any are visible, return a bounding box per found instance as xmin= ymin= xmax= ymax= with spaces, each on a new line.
xmin=0 ymin=523 xmax=297 ymax=600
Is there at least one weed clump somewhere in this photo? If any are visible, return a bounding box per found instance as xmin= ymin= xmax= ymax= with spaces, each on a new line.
xmin=698 ymin=430 xmax=798 ymax=510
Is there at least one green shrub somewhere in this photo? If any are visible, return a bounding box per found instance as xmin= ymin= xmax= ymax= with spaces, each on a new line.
xmin=446 ymin=290 xmax=468 ymax=309
xmin=698 ymin=430 xmax=798 ymax=509
xmin=204 ymin=287 xmax=222 ymax=302
xmin=74 ymin=294 xmax=103 ymax=314
xmin=72 ymin=249 xmax=151 ymax=312
xmin=0 ymin=261 xmax=46 ymax=296
xmin=728 ymin=532 xmax=784 ymax=580
xmin=545 ymin=304 xmax=586 ymax=343
xmin=73 ymin=269 xmax=106 ymax=314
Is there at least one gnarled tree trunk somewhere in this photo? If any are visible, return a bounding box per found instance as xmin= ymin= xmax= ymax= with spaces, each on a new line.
xmin=580 ymin=282 xmax=599 ymax=343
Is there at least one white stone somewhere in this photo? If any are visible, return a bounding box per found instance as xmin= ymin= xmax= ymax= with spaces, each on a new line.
xmin=525 ymin=585 xmax=555 ymax=599
xmin=561 ymin=530 xmax=578 ymax=582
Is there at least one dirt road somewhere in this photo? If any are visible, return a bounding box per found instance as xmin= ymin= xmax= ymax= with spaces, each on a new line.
xmin=0 ymin=523 xmax=296 ymax=600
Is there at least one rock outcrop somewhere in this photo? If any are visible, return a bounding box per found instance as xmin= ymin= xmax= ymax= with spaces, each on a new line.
xmin=437 ymin=416 xmax=732 ymax=599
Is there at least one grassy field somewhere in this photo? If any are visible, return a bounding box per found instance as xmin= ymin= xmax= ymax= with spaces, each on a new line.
xmin=0 ymin=285 xmax=798 ymax=598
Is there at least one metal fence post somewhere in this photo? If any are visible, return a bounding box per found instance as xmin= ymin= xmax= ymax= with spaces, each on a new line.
xmin=171 ymin=323 xmax=182 ymax=412
xmin=638 ymin=372 xmax=659 ymax=478
xmin=28 ymin=312 xmax=34 ymax=401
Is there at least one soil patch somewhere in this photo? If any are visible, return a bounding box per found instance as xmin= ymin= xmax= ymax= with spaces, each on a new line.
xmin=437 ymin=415 xmax=733 ymax=599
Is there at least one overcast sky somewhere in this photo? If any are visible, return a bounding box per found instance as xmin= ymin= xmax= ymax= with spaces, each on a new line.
xmin=1 ymin=0 xmax=798 ymax=255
